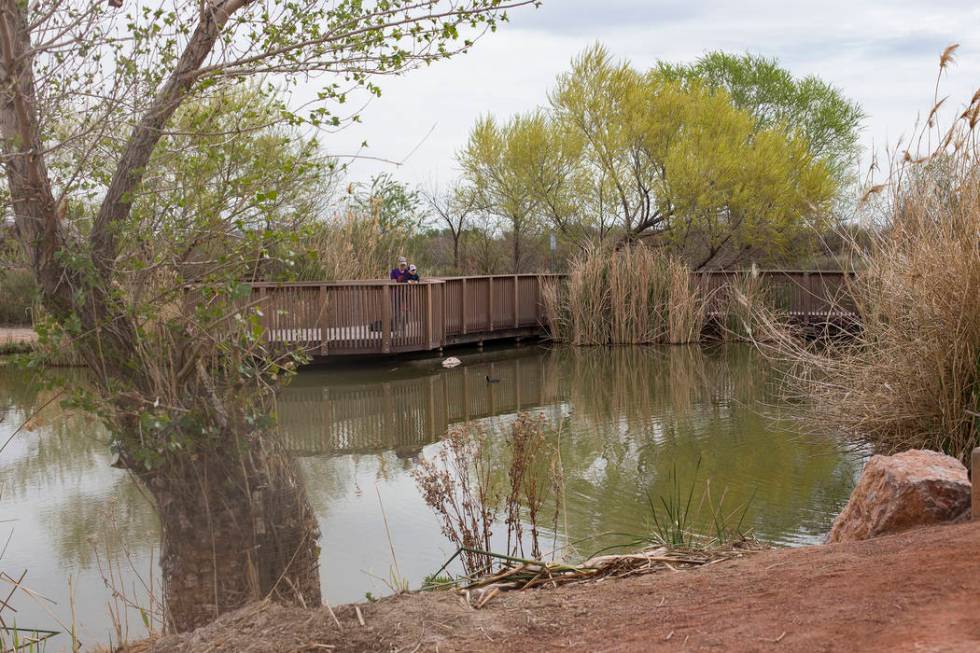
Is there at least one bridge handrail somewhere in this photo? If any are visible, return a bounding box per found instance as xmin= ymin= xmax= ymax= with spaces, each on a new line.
xmin=240 ymin=270 xmax=856 ymax=356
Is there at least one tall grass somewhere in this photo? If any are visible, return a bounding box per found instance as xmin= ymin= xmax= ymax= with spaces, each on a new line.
xmin=293 ymin=211 xmax=412 ymax=281
xmin=543 ymin=245 xmax=708 ymax=345
xmin=755 ymin=77 xmax=980 ymax=463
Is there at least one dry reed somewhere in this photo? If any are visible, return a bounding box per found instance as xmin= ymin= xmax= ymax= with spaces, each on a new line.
xmin=543 ymin=245 xmax=708 ymax=345
xmin=295 ymin=211 xmax=411 ymax=281
xmin=754 ymin=77 xmax=980 ymax=463
xmin=412 ymin=413 xmax=561 ymax=577
xmin=452 ymin=542 xmax=762 ymax=610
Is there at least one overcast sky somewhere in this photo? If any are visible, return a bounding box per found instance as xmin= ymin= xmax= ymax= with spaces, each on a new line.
xmin=322 ymin=0 xmax=980 ymax=189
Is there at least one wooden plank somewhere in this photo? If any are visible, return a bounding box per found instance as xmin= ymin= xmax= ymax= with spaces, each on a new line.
xmin=382 ymin=284 xmax=391 ymax=353
xmin=426 ymin=282 xmax=434 ymax=349
xmin=488 ymin=276 xmax=494 ymax=331
xmin=513 ymin=274 xmax=519 ymax=328
xmin=462 ymin=278 xmax=468 ymax=335
xmin=318 ymin=285 xmax=328 ymax=355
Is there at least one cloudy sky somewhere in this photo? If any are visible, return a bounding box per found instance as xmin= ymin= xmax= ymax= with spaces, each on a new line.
xmin=324 ymin=0 xmax=980 ymax=188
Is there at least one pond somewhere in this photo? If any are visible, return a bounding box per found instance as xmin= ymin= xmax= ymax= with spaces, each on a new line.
xmin=0 ymin=344 xmax=863 ymax=646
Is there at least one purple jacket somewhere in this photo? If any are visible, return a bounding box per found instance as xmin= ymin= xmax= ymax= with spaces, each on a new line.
xmin=390 ymin=268 xmax=408 ymax=283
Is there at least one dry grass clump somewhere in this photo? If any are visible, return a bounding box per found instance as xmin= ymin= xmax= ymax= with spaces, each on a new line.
xmin=412 ymin=413 xmax=561 ymax=577
xmin=543 ymin=244 xmax=708 ymax=345
xmin=295 ymin=211 xmax=410 ymax=281
xmin=756 ymin=83 xmax=980 ymax=463
xmin=451 ymin=541 xmax=763 ymax=610
xmin=720 ymin=269 xmax=773 ymax=341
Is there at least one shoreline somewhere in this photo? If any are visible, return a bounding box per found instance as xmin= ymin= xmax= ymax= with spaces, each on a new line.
xmin=0 ymin=327 xmax=36 ymax=355
xmin=133 ymin=520 xmax=980 ymax=653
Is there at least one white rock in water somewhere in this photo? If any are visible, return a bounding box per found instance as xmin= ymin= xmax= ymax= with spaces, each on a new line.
xmin=442 ymin=357 xmax=462 ymax=368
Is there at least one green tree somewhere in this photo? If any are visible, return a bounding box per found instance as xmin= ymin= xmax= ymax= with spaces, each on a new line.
xmin=467 ymin=45 xmax=843 ymax=268
xmin=0 ymin=0 xmax=537 ymax=631
xmin=350 ymin=173 xmax=425 ymax=234
xmin=658 ymin=51 xmax=865 ymax=181
xmin=458 ymin=112 xmax=552 ymax=272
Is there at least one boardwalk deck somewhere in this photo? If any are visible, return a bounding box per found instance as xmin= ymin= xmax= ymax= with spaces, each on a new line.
xmin=248 ymin=270 xmax=858 ymax=357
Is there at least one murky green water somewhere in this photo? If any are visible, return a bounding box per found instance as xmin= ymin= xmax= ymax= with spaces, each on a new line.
xmin=0 ymin=345 xmax=863 ymax=646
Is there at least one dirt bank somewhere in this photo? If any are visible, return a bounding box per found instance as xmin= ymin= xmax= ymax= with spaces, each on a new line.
xmin=139 ymin=520 xmax=980 ymax=653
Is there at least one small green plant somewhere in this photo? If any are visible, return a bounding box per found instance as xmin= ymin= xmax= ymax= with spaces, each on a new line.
xmin=645 ymin=459 xmax=754 ymax=549
xmin=647 ymin=462 xmax=699 ymax=547
xmin=0 ymin=625 xmax=57 ymax=652
xmin=420 ymin=574 xmax=455 ymax=591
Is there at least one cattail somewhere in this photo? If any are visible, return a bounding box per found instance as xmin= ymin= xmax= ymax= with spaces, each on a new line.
xmin=939 ymin=43 xmax=959 ymax=70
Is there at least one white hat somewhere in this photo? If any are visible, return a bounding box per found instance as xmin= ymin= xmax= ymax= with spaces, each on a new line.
xmin=398 ymin=256 xmax=407 ymax=265
xmin=409 ymin=264 xmax=417 ymax=272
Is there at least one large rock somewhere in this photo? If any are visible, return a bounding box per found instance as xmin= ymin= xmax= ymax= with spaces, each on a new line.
xmin=828 ymin=449 xmax=970 ymax=543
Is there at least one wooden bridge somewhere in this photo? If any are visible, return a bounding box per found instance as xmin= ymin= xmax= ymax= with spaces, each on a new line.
xmin=250 ymin=270 xmax=857 ymax=357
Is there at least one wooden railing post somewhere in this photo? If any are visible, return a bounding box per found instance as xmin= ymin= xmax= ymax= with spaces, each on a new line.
xmin=439 ymin=281 xmax=447 ymax=348
xmin=535 ymin=274 xmax=542 ymax=326
xmin=382 ymin=283 xmax=392 ymax=353
xmin=513 ymin=274 xmax=519 ymax=328
xmin=461 ymin=278 xmax=468 ymax=335
xmin=426 ymin=281 xmax=434 ymax=348
xmin=318 ymin=285 xmax=328 ymax=356
xmin=804 ymin=271 xmax=813 ymax=319
xmin=488 ymin=276 xmax=494 ymax=331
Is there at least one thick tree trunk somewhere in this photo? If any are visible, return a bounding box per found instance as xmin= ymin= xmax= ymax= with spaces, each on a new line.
xmin=139 ymin=430 xmax=321 ymax=632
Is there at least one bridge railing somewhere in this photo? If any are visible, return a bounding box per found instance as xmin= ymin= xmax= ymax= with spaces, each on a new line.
xmin=246 ymin=270 xmax=856 ymax=356
xmin=695 ymin=270 xmax=859 ymax=318
xmin=248 ymin=274 xmax=559 ymax=356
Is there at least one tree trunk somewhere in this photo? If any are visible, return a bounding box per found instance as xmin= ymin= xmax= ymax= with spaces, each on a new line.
xmin=512 ymin=229 xmax=521 ymax=273
xmin=453 ymin=235 xmax=461 ymax=272
xmin=139 ymin=429 xmax=321 ymax=632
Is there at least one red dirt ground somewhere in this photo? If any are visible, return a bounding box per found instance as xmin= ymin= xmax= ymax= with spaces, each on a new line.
xmin=142 ymin=520 xmax=980 ymax=653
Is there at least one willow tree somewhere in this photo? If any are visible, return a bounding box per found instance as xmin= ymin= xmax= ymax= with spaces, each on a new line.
xmin=548 ymin=45 xmax=840 ymax=266
xmin=462 ymin=45 xmax=853 ymax=268
xmin=458 ymin=112 xmax=553 ymax=272
xmin=0 ymin=0 xmax=536 ymax=631
xmin=658 ymin=51 xmax=865 ymax=181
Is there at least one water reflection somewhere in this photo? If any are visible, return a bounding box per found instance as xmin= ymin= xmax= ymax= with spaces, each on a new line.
xmin=0 ymin=345 xmax=863 ymax=645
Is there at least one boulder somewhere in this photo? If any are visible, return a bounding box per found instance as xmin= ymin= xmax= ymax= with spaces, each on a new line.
xmin=828 ymin=449 xmax=970 ymax=544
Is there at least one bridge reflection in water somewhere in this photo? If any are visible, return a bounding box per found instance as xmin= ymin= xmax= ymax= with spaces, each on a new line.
xmin=276 ymin=344 xmax=790 ymax=461
xmin=277 ymin=349 xmax=563 ymax=458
